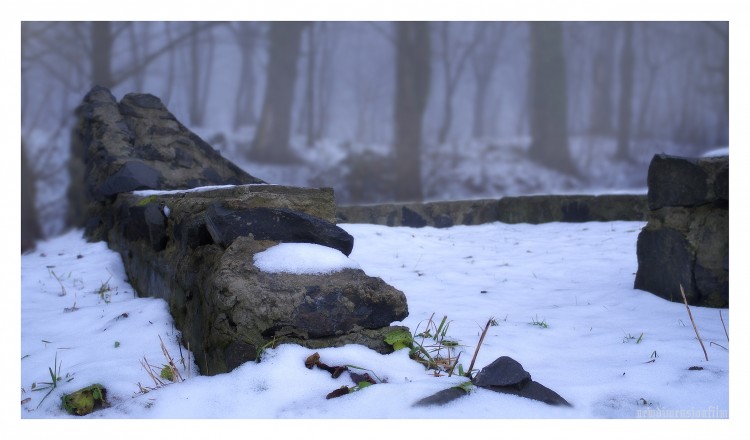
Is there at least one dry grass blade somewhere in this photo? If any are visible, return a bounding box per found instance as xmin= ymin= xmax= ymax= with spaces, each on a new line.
xmin=719 ymin=309 xmax=728 ymax=342
xmin=466 ymin=317 xmax=493 ymax=378
xmin=680 ymin=284 xmax=708 ymax=361
xmin=159 ymin=335 xmax=184 ymax=382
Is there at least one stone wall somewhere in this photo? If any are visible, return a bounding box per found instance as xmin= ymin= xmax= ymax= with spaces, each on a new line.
xmin=337 ymin=194 xmax=648 ymax=227
xmin=634 ymin=154 xmax=729 ymax=307
xmin=71 ymin=87 xmax=409 ymax=375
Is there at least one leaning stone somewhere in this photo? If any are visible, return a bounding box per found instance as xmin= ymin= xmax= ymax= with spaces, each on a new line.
xmin=98 ymin=161 xmax=162 ymax=198
xmin=204 ymin=203 xmax=354 ymax=255
xmin=473 ymin=356 xmax=531 ymax=390
xmin=472 ymin=356 xmax=571 ymax=407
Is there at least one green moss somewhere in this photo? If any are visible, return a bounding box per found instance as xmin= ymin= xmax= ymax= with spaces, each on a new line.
xmin=384 ymin=328 xmax=413 ymax=351
xmin=160 ymin=365 xmax=174 ymax=382
xmin=61 ymin=384 xmax=107 ymax=416
xmin=136 ymin=195 xmax=157 ymax=206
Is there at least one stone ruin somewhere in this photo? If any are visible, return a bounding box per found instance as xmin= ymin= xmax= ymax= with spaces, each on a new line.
xmin=68 ymin=86 xmax=408 ymax=375
xmin=634 ymin=153 xmax=728 ymax=307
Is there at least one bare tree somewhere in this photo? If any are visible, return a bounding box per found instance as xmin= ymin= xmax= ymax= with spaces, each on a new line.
xmin=394 ymin=21 xmax=432 ymax=202
xmin=298 ymin=23 xmax=338 ymax=147
xmin=615 ymin=22 xmax=635 ymax=162
xmin=528 ymin=21 xmax=577 ymax=176
xmin=702 ymin=22 xmax=728 ymax=145
xmin=250 ymin=21 xmax=308 ymax=163
xmin=185 ymin=22 xmax=217 ymax=126
xmin=230 ymin=22 xmax=262 ymax=130
xmin=470 ymin=22 xmax=507 ymax=140
xmin=589 ymin=23 xmax=617 ymax=136
xmin=435 ymin=22 xmax=485 ymax=145
xmin=21 ymin=139 xmax=43 ymax=252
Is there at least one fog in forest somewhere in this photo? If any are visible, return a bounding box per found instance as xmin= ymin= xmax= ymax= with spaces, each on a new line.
xmin=21 ymin=21 xmax=729 ymax=241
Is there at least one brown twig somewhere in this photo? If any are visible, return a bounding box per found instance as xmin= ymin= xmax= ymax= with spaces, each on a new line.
xmin=680 ymin=285 xmax=708 ymax=361
xmin=467 ymin=317 xmax=493 ymax=378
xmin=719 ymin=310 xmax=728 ymax=342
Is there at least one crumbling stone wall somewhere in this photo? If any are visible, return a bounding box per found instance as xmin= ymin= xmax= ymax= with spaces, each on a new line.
xmin=70 ymin=87 xmax=409 ymax=375
xmin=337 ymin=194 xmax=648 ymax=227
xmin=634 ymin=154 xmax=728 ymax=307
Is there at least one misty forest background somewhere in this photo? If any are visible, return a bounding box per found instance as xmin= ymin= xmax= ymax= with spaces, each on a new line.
xmin=20 ymin=21 xmax=728 ymax=249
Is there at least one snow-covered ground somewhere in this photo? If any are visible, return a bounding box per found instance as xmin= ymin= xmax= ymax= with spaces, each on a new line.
xmin=20 ymin=220 xmax=729 ymax=423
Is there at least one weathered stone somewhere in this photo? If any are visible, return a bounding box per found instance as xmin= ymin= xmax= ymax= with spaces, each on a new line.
xmin=635 ymin=154 xmax=728 ymax=307
xmin=98 ymin=160 xmax=162 ymax=197
xmin=118 ymin=202 xmax=168 ymax=252
xmin=205 ymin=203 xmax=354 ymax=255
xmin=473 ymin=356 xmax=531 ymax=390
xmin=414 ymin=356 xmax=571 ymax=408
xmin=473 ymin=356 xmax=571 ymax=406
xmin=401 ymin=206 xmax=428 ymax=228
xmin=647 ymin=154 xmax=708 ymax=209
xmin=412 ymin=386 xmax=469 ymax=407
xmin=647 ymin=154 xmax=729 ymax=210
xmin=634 ymin=227 xmax=697 ymax=303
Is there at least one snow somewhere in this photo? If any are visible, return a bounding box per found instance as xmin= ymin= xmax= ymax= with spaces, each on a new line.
xmin=253 ymin=242 xmax=360 ymax=274
xmin=20 ymin=220 xmax=731 ymax=425
xmin=701 ymin=147 xmax=729 ymax=157
xmin=132 ymin=184 xmax=239 ymax=196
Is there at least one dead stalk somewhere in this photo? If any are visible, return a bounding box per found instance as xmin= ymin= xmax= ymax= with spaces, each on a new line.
xmin=680 ymin=284 xmax=708 ymax=361
xmin=719 ymin=309 xmax=728 ymax=342
xmin=467 ymin=317 xmax=493 ymax=378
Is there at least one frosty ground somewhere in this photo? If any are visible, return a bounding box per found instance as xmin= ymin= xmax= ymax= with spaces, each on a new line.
xmin=20 ymin=219 xmax=729 ymax=420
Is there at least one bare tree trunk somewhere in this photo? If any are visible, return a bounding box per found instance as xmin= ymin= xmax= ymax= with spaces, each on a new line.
xmin=528 ymin=21 xmax=577 ymax=176
xmin=615 ymin=22 xmax=635 ymax=161
xmin=249 ymin=21 xmax=308 ymax=163
xmin=304 ymin=24 xmax=316 ymax=147
xmin=436 ymin=22 xmax=485 ymax=145
xmin=471 ymin=23 xmax=506 ymax=139
xmin=188 ymin=22 xmax=215 ymax=127
xmin=589 ymin=24 xmax=616 ymax=136
xmin=91 ymin=21 xmax=113 ymax=87
xmin=21 ymin=139 xmax=42 ymax=252
xmin=231 ymin=22 xmax=260 ymax=130
xmin=393 ymin=22 xmax=431 ymax=202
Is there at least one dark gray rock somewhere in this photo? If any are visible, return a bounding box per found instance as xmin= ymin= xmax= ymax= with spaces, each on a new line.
xmin=647 ymin=154 xmax=708 ymax=210
xmin=204 ymin=203 xmax=354 ymax=255
xmin=98 ymin=161 xmax=162 ymax=197
xmin=473 ymin=356 xmax=570 ymax=406
xmin=646 ymin=154 xmax=728 ymax=210
xmin=402 ymin=206 xmax=428 ymax=228
xmin=634 ymin=227 xmax=697 ymax=303
xmin=714 ymin=162 xmax=729 ymax=201
xmin=412 ymin=386 xmax=469 ymax=407
xmin=413 ymin=356 xmax=571 ymax=408
xmin=473 ymin=356 xmax=531 ymax=390
xmin=635 ymin=154 xmax=728 ymax=307
xmin=117 ymin=202 xmax=168 ymax=252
